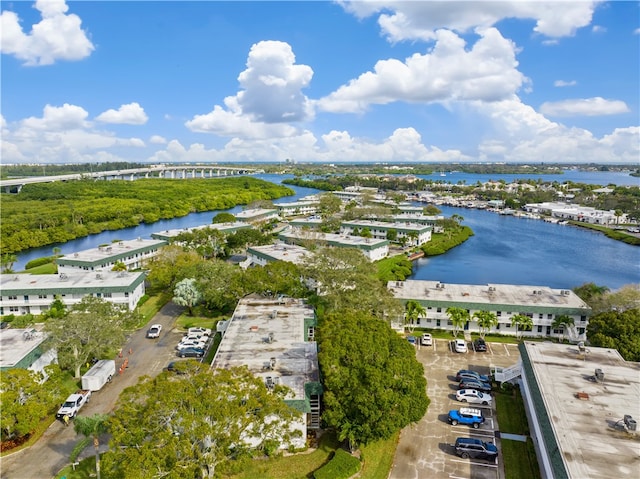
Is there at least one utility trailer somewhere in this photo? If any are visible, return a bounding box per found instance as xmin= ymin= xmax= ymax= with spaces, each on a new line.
xmin=81 ymin=359 xmax=116 ymax=391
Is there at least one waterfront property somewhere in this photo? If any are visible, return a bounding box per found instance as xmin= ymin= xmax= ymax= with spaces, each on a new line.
xmin=517 ymin=341 xmax=640 ymax=479
xmin=211 ymin=296 xmax=321 ymax=449
xmin=150 ymin=222 xmax=252 ymax=241
xmin=279 ymin=228 xmax=389 ymax=261
xmin=56 ymin=238 xmax=166 ymax=273
xmin=0 ymin=270 xmax=147 ymax=315
xmin=245 ymin=243 xmax=311 ymax=268
xmin=274 ymin=200 xmax=319 ymax=218
xmin=388 ymin=280 xmax=591 ymax=341
xmin=0 ymin=325 xmax=56 ymax=377
xmin=522 ymin=202 xmax=628 ymax=225
xmin=339 ymin=220 xmax=432 ymax=246
xmin=235 ymin=208 xmax=279 ymax=224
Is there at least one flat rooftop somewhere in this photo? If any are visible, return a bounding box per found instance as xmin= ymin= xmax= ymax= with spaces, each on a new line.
xmin=235 ymin=208 xmax=277 ymax=219
xmin=280 ymin=229 xmax=389 ymax=248
xmin=211 ymin=297 xmax=318 ymax=400
xmin=247 ymin=243 xmax=310 ymax=265
xmin=342 ymin=219 xmax=431 ymax=232
xmin=1 ymin=271 xmax=146 ymax=292
xmin=151 ymin=222 xmax=250 ymax=240
xmin=0 ymin=326 xmax=47 ymax=368
xmin=57 ymin=238 xmax=166 ymax=264
xmin=522 ymin=341 xmax=640 ymax=478
xmin=389 ymin=280 xmax=590 ymax=312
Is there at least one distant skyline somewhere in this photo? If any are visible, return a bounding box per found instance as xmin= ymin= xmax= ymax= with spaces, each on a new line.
xmin=1 ymin=1 xmax=639 ymax=164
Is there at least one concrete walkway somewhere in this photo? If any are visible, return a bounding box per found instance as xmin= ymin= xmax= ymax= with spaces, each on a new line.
xmin=0 ymin=302 xmax=184 ymax=479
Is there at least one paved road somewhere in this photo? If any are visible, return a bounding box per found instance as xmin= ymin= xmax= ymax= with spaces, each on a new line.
xmin=0 ymin=302 xmax=185 ymax=479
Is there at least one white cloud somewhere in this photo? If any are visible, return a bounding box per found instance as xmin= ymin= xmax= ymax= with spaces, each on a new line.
xmin=540 ymin=97 xmax=630 ymax=117
xmin=96 ymin=103 xmax=148 ymax=125
xmin=318 ymin=28 xmax=526 ymax=113
xmin=339 ymin=1 xmax=600 ymax=41
xmin=591 ymin=25 xmax=606 ymax=33
xmin=186 ymin=40 xmax=313 ymax=139
xmin=554 ymin=80 xmax=577 ymax=87
xmin=634 ymin=28 xmax=640 ymax=35
xmin=0 ymin=0 xmax=94 ymax=66
xmin=126 ymin=138 xmax=145 ymax=148
xmin=22 ymin=104 xmax=90 ymax=131
xmin=149 ymin=135 xmax=167 ymax=144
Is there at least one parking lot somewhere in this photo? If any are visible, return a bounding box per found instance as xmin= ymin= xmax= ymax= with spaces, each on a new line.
xmin=389 ymin=338 xmax=521 ymax=479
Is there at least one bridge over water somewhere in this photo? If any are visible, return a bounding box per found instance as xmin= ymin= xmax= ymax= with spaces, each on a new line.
xmin=0 ymin=165 xmax=258 ymax=193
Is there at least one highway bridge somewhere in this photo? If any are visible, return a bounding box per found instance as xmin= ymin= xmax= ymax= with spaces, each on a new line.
xmin=0 ymin=165 xmax=259 ymax=193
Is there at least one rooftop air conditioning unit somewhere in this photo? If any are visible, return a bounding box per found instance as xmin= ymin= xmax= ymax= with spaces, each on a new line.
xmin=489 ymin=287 xmax=496 ymax=292
xmin=624 ymin=415 xmax=637 ymax=432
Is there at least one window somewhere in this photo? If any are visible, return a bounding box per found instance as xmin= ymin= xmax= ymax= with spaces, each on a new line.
xmin=96 ymin=293 xmax=102 ymax=298
xmin=38 ymin=294 xmax=47 ymax=299
xmin=496 ymin=323 xmax=500 ymax=330
xmin=103 ymin=292 xmax=112 ymax=298
xmin=553 ymin=328 xmax=563 ymax=334
xmin=416 ymin=318 xmax=421 ymax=325
xmin=8 ymin=295 xmax=17 ymax=300
xmin=496 ymin=311 xmax=502 ymax=316
xmin=9 ymin=306 xmax=19 ymax=312
xmin=124 ymin=292 xmax=129 ymax=298
xmin=23 ymin=295 xmax=29 ymax=301
xmin=506 ymin=323 xmax=511 ymax=328
xmin=537 ymin=326 xmax=543 ymax=333
xmin=436 ymin=319 xmax=441 ymax=327
xmin=578 ymin=328 xmax=585 ymax=335
xmin=437 ymin=307 xmax=442 ymax=313
xmin=538 ymin=313 xmax=544 ymax=319
xmin=580 ymin=316 xmax=587 ymax=322
xmin=447 ymin=320 xmax=452 ymax=326
xmin=547 ymin=314 xmax=553 ymax=319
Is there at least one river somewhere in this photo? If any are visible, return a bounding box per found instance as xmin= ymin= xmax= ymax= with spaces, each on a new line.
xmin=12 ymin=172 xmax=639 ymax=290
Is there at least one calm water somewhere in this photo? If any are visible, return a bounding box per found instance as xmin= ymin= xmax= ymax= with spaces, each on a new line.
xmin=12 ymin=173 xmax=640 ymax=290
xmin=419 ymin=169 xmax=639 ymax=186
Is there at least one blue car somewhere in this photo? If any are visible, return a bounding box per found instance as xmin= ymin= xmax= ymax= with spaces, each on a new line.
xmin=178 ymin=347 xmax=205 ymax=358
xmin=448 ymin=407 xmax=485 ymax=428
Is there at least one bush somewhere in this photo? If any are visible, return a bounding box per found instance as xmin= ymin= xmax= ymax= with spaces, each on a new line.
xmin=314 ymin=449 xmax=361 ymax=479
xmin=25 ymin=257 xmax=54 ymax=269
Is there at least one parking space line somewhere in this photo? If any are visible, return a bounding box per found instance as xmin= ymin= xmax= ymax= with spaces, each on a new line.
xmin=450 ymin=459 xmax=498 ymax=468
xmin=503 ymin=344 xmax=510 ymax=356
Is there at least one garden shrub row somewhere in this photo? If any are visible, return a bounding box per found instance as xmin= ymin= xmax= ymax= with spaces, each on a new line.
xmin=314 ymin=448 xmax=361 ymax=479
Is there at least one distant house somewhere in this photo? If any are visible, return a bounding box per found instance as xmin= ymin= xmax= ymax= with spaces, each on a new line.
xmin=57 ymin=238 xmax=166 ymax=273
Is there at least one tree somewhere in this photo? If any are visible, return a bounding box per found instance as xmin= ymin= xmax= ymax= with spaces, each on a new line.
xmin=102 ymin=366 xmax=301 ymax=478
xmin=386 ymin=228 xmax=398 ymax=242
xmin=194 ymin=260 xmax=244 ymax=313
xmin=173 ymin=278 xmax=203 ymax=316
xmin=45 ymin=296 xmax=67 ymax=319
xmin=302 ymin=247 xmax=402 ymax=321
xmin=111 ymin=261 xmax=127 ymax=272
xmin=405 ymin=300 xmax=426 ymax=333
xmin=318 ymin=311 xmax=429 ymax=450
xmin=510 ymin=314 xmax=533 ymax=339
xmin=551 ymin=314 xmax=575 ymax=342
xmin=472 ymin=311 xmax=498 ymax=338
xmin=573 ymin=282 xmax=610 ymax=306
xmin=589 ymin=284 xmax=640 ymax=314
xmin=587 ymin=308 xmax=640 ymax=362
xmin=318 ymin=193 xmax=342 ymax=218
xmin=424 ymin=205 xmax=441 ymax=216
xmin=0 ymin=368 xmax=60 ymax=441
xmin=45 ymin=297 xmax=137 ymax=378
xmin=212 ymin=212 xmax=236 ymax=224
xmin=242 ymin=261 xmax=308 ymax=299
xmin=1 ymin=253 xmax=17 ymax=273
xmin=146 ymin=245 xmax=201 ymax=292
xmin=446 ymin=307 xmax=469 ymax=337
xmin=74 ymin=414 xmax=109 ymax=479
xmin=176 ymin=227 xmax=227 ymax=259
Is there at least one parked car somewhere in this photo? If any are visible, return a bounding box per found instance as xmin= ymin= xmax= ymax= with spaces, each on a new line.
xmin=456 ymin=369 xmax=490 ymax=383
xmin=407 ymin=335 xmax=416 ymax=345
xmin=188 ymin=327 xmax=212 ymax=336
xmin=454 ymin=339 xmax=468 ymax=353
xmin=176 ymin=339 xmax=206 ymax=350
xmin=458 ymin=379 xmax=492 ymax=394
xmin=473 ymin=338 xmax=487 ymax=352
xmin=454 ymin=437 xmax=498 ymax=460
xmin=456 ymin=389 xmax=492 ymax=406
xmin=421 ymin=333 xmax=433 ymax=346
xmin=448 ymin=407 xmax=485 ymax=428
xmin=183 ymin=331 xmax=209 ymax=341
xmin=146 ymin=324 xmax=162 ymax=338
xmin=177 ymin=347 xmax=205 ymax=358
xmin=165 ymin=360 xmax=202 ymax=374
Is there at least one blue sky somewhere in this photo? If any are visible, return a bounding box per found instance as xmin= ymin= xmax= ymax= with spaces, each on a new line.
xmin=1 ymin=1 xmax=638 ymax=164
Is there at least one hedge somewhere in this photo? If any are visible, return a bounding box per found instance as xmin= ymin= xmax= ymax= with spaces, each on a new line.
xmin=25 ymin=257 xmax=54 ymax=270
xmin=314 ymin=449 xmax=361 ymax=479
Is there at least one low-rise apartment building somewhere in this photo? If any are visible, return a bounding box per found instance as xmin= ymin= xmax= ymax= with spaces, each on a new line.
xmin=340 ymin=220 xmax=432 ymax=246
xmin=279 ymin=228 xmax=389 ymax=261
xmin=211 ymin=296 xmax=321 ymax=450
xmin=0 ymin=326 xmax=57 ymax=377
xmin=0 ymin=271 xmax=147 ymax=315
xmin=235 ymin=208 xmax=279 ymax=224
xmin=523 ymin=202 xmax=628 ymax=225
xmin=56 ymin=238 xmax=166 ymax=273
xmin=246 ymin=243 xmax=311 ymax=268
xmin=150 ymin=222 xmax=251 ymax=241
xmin=389 ymin=280 xmax=591 ymax=341
xmin=274 ymin=201 xmax=319 ymax=218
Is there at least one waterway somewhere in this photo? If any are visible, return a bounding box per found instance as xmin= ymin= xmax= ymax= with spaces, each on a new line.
xmin=12 ymin=172 xmax=640 ymax=290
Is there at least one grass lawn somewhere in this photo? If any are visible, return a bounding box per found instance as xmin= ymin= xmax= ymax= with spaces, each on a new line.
xmin=136 ymin=292 xmax=171 ymax=326
xmin=495 ymin=388 xmax=540 ymax=479
xmin=23 ymin=262 xmax=57 ymax=274
xmin=55 ymin=454 xmax=99 ymax=479
xmin=359 ymin=433 xmax=398 ymax=479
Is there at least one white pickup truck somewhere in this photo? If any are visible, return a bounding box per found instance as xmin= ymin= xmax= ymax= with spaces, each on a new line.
xmin=56 ymin=389 xmax=91 ymax=419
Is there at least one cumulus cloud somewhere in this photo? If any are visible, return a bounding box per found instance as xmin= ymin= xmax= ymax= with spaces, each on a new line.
xmin=554 ymin=80 xmax=577 ymax=87
xmin=318 ymin=28 xmax=526 ymax=113
xmin=339 ymin=0 xmax=600 ymax=41
xmin=186 ymin=40 xmax=313 ymax=139
xmin=149 ymin=135 xmax=167 ymax=144
xmin=96 ymin=103 xmax=148 ymax=125
xmin=540 ymin=97 xmax=630 ymax=117
xmin=0 ymin=0 xmax=94 ymax=66
xmin=591 ymin=25 xmax=606 ymax=33
xmin=22 ymin=104 xmax=90 ymax=131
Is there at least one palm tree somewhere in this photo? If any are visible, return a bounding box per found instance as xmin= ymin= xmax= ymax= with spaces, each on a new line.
xmin=510 ymin=314 xmax=533 ymax=339
xmin=1 ymin=253 xmax=17 ymax=273
xmin=446 ymin=307 xmax=469 ymax=338
xmin=405 ymin=300 xmax=426 ymax=333
xmin=111 ymin=261 xmax=127 ymax=272
xmin=73 ymin=414 xmax=109 ymax=479
xmin=551 ymin=315 xmax=575 ymax=343
xmin=472 ymin=311 xmax=498 ymax=338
